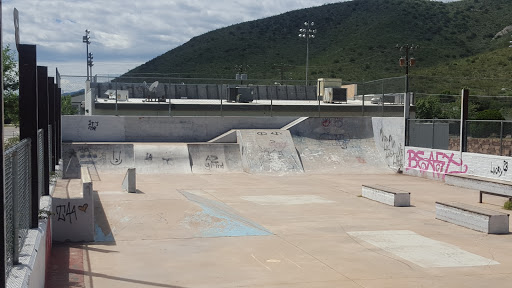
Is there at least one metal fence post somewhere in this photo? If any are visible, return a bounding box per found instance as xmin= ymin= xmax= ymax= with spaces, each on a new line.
xmin=432 ymin=119 xmax=435 ymax=149
xmin=500 ymin=121 xmax=504 ymax=156
xmin=18 ymin=44 xmax=39 ymax=229
xmin=460 ymin=88 xmax=469 ymax=153
xmin=37 ymin=66 xmax=50 ymax=195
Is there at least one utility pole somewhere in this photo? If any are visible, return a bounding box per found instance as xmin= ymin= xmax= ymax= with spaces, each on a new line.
xmin=397 ymin=44 xmax=418 ymax=147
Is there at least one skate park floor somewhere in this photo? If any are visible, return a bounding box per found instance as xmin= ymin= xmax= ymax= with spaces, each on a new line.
xmin=48 ymin=172 xmax=512 ymax=288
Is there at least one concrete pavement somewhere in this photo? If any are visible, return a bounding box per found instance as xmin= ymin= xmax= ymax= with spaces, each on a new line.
xmin=50 ymin=172 xmax=512 ymax=287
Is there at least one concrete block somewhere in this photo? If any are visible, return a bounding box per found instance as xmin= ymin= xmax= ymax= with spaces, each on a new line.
xmin=435 ymin=202 xmax=509 ymax=234
xmin=362 ymin=185 xmax=410 ymax=207
xmin=122 ymin=168 xmax=136 ymax=193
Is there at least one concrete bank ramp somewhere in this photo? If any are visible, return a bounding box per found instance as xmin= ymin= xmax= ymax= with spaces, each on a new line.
xmin=286 ymin=117 xmax=391 ymax=174
xmin=134 ymin=143 xmax=191 ymax=174
xmin=237 ymin=129 xmax=304 ymax=174
xmin=188 ymin=143 xmax=243 ymax=173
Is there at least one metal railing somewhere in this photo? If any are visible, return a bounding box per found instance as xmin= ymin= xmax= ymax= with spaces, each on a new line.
xmin=408 ymin=119 xmax=512 ymax=157
xmin=467 ymin=120 xmax=512 ymax=156
xmin=62 ymin=75 xmax=409 ymax=117
xmin=4 ymin=139 xmax=32 ymax=276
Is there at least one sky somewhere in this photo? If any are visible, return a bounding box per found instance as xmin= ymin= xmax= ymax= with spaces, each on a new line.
xmin=2 ymin=0 xmax=459 ymax=88
xmin=2 ymin=0 xmax=342 ymax=78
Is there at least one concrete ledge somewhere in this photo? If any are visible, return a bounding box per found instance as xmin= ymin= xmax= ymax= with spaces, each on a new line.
xmin=52 ymin=167 xmax=95 ymax=242
xmin=435 ymin=201 xmax=509 ymax=234
xmin=445 ymin=174 xmax=512 ymax=203
xmin=362 ymin=184 xmax=410 ymax=207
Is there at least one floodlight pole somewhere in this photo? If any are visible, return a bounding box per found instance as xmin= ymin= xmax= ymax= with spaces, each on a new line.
xmin=299 ymin=21 xmax=316 ymax=86
xmin=83 ymin=30 xmax=91 ymax=80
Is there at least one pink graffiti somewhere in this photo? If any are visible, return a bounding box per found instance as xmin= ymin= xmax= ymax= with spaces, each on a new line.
xmin=406 ymin=150 xmax=468 ymax=179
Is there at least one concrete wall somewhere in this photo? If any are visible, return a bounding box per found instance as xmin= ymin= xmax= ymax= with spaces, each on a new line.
xmin=404 ymin=146 xmax=512 ymax=182
xmin=62 ymin=116 xmax=298 ymax=142
xmin=372 ymin=117 xmax=404 ymax=171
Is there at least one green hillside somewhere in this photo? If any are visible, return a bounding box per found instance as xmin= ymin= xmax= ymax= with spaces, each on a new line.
xmin=124 ymin=0 xmax=512 ymax=93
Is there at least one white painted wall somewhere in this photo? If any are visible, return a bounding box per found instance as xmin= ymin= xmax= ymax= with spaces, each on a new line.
xmin=404 ymin=146 xmax=512 ymax=182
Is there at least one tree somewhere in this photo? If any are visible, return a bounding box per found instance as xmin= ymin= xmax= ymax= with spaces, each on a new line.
xmin=415 ymin=95 xmax=442 ymax=119
xmin=3 ymin=45 xmax=19 ymax=125
xmin=61 ymin=95 xmax=78 ymax=115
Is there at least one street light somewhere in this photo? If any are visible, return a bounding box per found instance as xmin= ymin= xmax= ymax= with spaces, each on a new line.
xmin=83 ymin=30 xmax=91 ymax=80
xmin=298 ymin=21 xmax=316 ymax=86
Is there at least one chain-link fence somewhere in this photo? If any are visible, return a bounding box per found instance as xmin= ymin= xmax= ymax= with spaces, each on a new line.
xmin=4 ymin=139 xmax=32 ymax=276
xmin=48 ymin=125 xmax=53 ymax=175
xmin=38 ymin=129 xmax=45 ymax=199
xmin=408 ymin=119 xmax=512 ymax=157
xmin=467 ymin=120 xmax=512 ymax=156
xmin=410 ymin=75 xmax=512 ymax=98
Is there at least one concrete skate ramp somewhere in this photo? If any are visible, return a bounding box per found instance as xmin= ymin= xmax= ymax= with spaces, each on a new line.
xmin=287 ymin=117 xmax=391 ymax=174
xmin=188 ymin=143 xmax=243 ymax=173
xmin=63 ymin=143 xmax=135 ymax=179
xmin=134 ymin=143 xmax=191 ymax=174
xmin=237 ymin=130 xmax=304 ymax=174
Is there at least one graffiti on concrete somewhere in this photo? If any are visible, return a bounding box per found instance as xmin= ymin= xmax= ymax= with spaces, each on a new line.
xmin=380 ymin=128 xmax=403 ymax=167
xmin=78 ymin=203 xmax=89 ymax=213
xmin=257 ymin=131 xmax=282 ymax=136
xmin=269 ymin=139 xmax=288 ymax=150
xmin=56 ymin=202 xmax=77 ymax=224
xmin=321 ymin=118 xmax=343 ymax=128
xmin=110 ymin=150 xmax=123 ymax=165
xmin=88 ymin=120 xmax=99 ymax=131
xmin=319 ymin=133 xmax=348 ymax=148
xmin=406 ymin=149 xmax=468 ymax=179
xmin=205 ymin=155 xmax=224 ymax=170
xmin=490 ymin=160 xmax=508 ymax=177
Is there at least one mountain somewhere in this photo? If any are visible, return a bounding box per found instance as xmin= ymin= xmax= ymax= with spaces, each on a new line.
xmin=123 ymin=0 xmax=512 ymax=94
